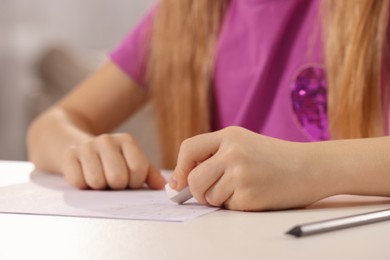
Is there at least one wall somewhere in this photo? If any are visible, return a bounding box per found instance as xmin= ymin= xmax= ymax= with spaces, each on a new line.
xmin=0 ymin=0 xmax=159 ymax=164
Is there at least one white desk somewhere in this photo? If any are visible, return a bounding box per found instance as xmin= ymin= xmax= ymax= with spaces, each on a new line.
xmin=0 ymin=160 xmax=389 ymax=260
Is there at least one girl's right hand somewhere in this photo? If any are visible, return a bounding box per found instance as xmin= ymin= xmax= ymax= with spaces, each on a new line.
xmin=61 ymin=133 xmax=166 ymax=190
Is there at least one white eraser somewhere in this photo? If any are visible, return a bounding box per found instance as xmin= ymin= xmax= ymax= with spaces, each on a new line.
xmin=165 ymin=183 xmax=193 ymax=204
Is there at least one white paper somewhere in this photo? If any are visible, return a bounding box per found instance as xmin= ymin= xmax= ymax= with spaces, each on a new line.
xmin=0 ymin=170 xmax=219 ymax=222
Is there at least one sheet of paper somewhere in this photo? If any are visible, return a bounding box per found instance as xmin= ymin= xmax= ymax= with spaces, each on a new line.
xmin=0 ymin=170 xmax=219 ymax=222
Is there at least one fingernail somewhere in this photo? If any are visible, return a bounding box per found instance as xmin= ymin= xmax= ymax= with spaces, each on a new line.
xmin=169 ymin=177 xmax=177 ymax=189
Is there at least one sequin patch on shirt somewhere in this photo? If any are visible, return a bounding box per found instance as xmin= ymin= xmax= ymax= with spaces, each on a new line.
xmin=291 ymin=66 xmax=329 ymax=140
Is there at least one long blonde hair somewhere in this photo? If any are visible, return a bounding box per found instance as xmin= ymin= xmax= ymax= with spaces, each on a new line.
xmin=146 ymin=0 xmax=390 ymax=168
xmin=324 ymin=0 xmax=390 ymax=139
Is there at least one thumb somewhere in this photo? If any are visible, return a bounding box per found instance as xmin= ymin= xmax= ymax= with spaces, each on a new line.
xmin=170 ymin=165 xmax=189 ymax=190
xmin=146 ymin=165 xmax=166 ymax=190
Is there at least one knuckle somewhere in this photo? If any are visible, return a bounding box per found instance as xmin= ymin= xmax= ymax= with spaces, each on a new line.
xmin=179 ymin=137 xmax=197 ymax=154
xmin=118 ymin=133 xmax=136 ymax=145
xmin=230 ymin=165 xmax=252 ymax=188
xmin=229 ymin=166 xmax=242 ymax=180
xmin=179 ymin=139 xmax=190 ymax=154
xmin=96 ymin=134 xmax=114 ymax=147
xmin=99 ymin=133 xmax=111 ymax=140
xmin=223 ymin=126 xmax=241 ymax=136
xmin=221 ymin=144 xmax=241 ymax=162
xmin=64 ymin=145 xmax=78 ymax=157
xmin=79 ymin=140 xmax=95 ymax=155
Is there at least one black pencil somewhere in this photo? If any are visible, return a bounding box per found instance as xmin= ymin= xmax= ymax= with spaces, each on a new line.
xmin=286 ymin=208 xmax=390 ymax=237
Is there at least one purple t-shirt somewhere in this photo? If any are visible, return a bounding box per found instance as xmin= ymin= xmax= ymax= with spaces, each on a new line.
xmin=110 ymin=0 xmax=332 ymax=142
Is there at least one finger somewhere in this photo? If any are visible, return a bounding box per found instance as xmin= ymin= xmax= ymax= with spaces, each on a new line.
xmin=204 ymin=173 xmax=235 ymax=208
xmin=223 ymin=192 xmax=244 ymax=211
xmin=172 ymin=131 xmax=222 ymax=190
xmin=145 ymin=165 xmax=166 ymax=190
xmin=79 ymin=144 xmax=107 ymax=190
xmin=62 ymin=147 xmax=88 ymax=189
xmin=120 ymin=136 xmax=149 ymax=189
xmin=96 ymin=136 xmax=129 ymax=190
xmin=187 ymin=153 xmax=225 ymax=205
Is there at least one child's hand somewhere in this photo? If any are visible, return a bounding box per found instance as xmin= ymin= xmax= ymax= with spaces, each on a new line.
xmin=61 ymin=133 xmax=166 ymax=190
xmin=170 ymin=126 xmax=329 ymax=211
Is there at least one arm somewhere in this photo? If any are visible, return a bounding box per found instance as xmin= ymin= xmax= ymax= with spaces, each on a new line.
xmin=170 ymin=126 xmax=390 ymax=211
xmin=27 ymin=61 xmax=165 ymax=190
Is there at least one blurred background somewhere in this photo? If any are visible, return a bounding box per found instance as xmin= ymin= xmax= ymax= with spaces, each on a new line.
xmin=0 ymin=0 xmax=160 ymax=165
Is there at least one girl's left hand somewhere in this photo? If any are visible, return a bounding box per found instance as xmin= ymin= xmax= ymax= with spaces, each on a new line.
xmin=170 ymin=126 xmax=333 ymax=211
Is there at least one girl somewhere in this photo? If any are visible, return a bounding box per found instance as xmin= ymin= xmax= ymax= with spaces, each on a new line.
xmin=27 ymin=0 xmax=390 ymax=211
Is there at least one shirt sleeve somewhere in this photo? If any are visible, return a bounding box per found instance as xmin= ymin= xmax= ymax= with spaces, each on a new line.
xmin=109 ymin=7 xmax=156 ymax=88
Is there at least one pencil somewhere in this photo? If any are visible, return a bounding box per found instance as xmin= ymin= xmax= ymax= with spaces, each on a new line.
xmin=286 ymin=208 xmax=390 ymax=237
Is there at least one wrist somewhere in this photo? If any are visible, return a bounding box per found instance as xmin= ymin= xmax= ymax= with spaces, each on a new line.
xmin=298 ymin=142 xmax=344 ymax=201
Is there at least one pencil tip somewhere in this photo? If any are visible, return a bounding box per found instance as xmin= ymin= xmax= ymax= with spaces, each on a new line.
xmin=286 ymin=226 xmax=302 ymax=237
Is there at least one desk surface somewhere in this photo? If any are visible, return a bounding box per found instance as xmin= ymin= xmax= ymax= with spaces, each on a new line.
xmin=1 ymin=160 xmax=389 ymax=260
